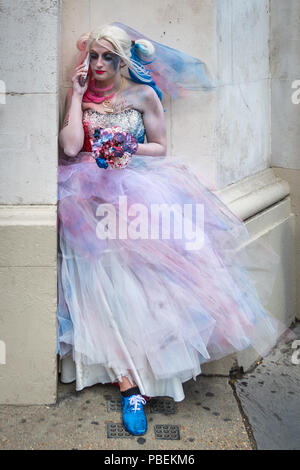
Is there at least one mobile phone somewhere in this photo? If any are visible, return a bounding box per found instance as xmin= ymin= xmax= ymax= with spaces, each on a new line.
xmin=79 ymin=52 xmax=90 ymax=87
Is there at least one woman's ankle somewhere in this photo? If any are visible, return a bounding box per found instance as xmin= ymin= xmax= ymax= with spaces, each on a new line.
xmin=119 ymin=376 xmax=137 ymax=392
xmin=120 ymin=386 xmax=141 ymax=397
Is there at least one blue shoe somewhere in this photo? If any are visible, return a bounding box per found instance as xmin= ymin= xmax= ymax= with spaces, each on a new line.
xmin=121 ymin=394 xmax=147 ymax=436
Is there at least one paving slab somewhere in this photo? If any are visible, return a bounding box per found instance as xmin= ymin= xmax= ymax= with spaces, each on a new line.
xmin=0 ymin=374 xmax=250 ymax=450
xmin=234 ymin=322 xmax=300 ymax=450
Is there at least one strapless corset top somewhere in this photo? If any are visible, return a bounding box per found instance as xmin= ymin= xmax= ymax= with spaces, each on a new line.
xmin=81 ymin=108 xmax=146 ymax=152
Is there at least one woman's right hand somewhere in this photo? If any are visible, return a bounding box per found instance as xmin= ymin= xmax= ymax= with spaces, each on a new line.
xmin=72 ymin=63 xmax=89 ymax=97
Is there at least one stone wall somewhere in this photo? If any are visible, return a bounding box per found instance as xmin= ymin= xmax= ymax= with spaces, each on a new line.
xmin=0 ymin=0 xmax=60 ymax=404
xmin=270 ymin=0 xmax=300 ymax=319
xmin=0 ymin=0 xmax=297 ymax=404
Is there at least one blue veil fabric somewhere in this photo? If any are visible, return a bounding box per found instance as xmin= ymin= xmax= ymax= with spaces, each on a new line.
xmin=112 ymin=22 xmax=214 ymax=100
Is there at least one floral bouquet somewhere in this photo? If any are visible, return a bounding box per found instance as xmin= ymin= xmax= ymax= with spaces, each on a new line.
xmin=90 ymin=126 xmax=138 ymax=170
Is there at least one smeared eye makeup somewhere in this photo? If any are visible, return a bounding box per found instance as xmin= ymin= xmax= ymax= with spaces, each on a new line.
xmin=90 ymin=50 xmax=121 ymax=70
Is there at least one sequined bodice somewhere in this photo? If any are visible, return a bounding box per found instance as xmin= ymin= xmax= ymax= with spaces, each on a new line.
xmin=82 ymin=108 xmax=146 ymax=152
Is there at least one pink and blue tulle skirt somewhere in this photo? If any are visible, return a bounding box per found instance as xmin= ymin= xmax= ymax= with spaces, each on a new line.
xmin=56 ymin=152 xmax=288 ymax=400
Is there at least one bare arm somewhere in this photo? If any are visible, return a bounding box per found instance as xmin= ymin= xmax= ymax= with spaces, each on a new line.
xmin=135 ymin=86 xmax=167 ymax=157
xmin=58 ymin=64 xmax=89 ymax=157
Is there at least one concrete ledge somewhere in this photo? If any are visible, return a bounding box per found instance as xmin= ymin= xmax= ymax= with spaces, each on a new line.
xmin=213 ymin=168 xmax=290 ymax=220
xmin=0 ymin=206 xmax=57 ymax=267
xmin=0 ymin=205 xmax=57 ymax=404
xmin=272 ymin=167 xmax=300 ymax=320
xmin=198 ymin=170 xmax=296 ymax=375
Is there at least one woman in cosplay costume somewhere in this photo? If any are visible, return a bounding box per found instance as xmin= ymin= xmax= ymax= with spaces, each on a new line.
xmin=57 ymin=23 xmax=290 ymax=436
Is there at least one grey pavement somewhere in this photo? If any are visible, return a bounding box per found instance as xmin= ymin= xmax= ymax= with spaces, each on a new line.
xmin=234 ymin=322 xmax=300 ymax=450
xmin=0 ymin=321 xmax=299 ymax=451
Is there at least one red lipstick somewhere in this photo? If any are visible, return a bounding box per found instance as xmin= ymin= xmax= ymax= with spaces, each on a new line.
xmin=96 ymin=70 xmax=105 ymax=74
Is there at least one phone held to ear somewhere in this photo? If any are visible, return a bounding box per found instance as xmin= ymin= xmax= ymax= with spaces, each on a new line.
xmin=79 ymin=53 xmax=90 ymax=87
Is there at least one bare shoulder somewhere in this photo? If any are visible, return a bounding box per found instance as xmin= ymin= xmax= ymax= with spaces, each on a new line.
xmin=122 ymin=78 xmax=159 ymax=113
xmin=136 ymin=83 xmax=158 ymax=104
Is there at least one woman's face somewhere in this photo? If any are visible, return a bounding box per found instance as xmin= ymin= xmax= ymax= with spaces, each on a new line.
xmin=89 ymin=39 xmax=123 ymax=83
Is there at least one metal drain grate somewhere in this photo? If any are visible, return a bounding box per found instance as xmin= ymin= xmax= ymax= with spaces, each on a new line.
xmin=154 ymin=424 xmax=180 ymax=440
xmin=106 ymin=399 xmax=121 ymax=412
xmin=107 ymin=422 xmax=134 ymax=439
xmin=150 ymin=398 xmax=176 ymax=414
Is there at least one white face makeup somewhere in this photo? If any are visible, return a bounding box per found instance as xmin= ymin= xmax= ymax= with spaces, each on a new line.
xmin=89 ymin=39 xmax=122 ymax=84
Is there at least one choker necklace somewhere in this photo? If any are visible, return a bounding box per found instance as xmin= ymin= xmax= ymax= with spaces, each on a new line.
xmin=83 ymin=76 xmax=126 ymax=112
xmin=82 ymin=76 xmax=125 ymax=110
xmin=92 ymin=83 xmax=114 ymax=92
